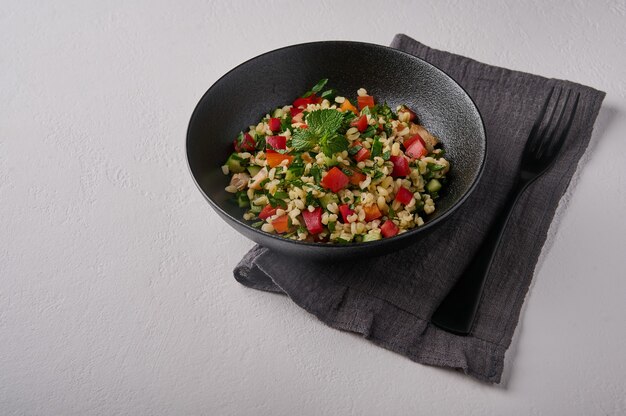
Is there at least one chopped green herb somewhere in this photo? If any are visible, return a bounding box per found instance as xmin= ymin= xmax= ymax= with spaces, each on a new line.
xmin=280 ymin=114 xmax=292 ymax=131
xmin=361 ymin=125 xmax=376 ymax=138
xmin=371 ymin=136 xmax=383 ymax=157
xmin=302 ymin=78 xmax=328 ymax=98
xmin=382 ymin=150 xmax=391 ymax=161
xmin=254 ymin=134 xmax=266 ymax=150
xmin=305 ymin=191 xmax=318 ymax=207
xmin=320 ymin=89 xmax=336 ymax=100
xmin=348 ymin=144 xmax=362 ymax=155
xmin=427 ymin=163 xmax=446 ymax=171
xmin=310 ymin=165 xmax=322 ymax=183
xmin=376 ymin=102 xmax=395 ymax=120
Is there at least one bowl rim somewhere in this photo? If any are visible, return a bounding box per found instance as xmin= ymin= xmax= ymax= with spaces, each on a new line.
xmin=186 ymin=40 xmax=487 ymax=251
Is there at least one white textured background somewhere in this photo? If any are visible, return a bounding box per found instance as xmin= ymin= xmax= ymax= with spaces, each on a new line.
xmin=2 ymin=1 xmax=626 ymax=415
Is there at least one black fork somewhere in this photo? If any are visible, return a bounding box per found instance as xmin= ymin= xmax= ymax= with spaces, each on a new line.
xmin=431 ymin=86 xmax=581 ymax=335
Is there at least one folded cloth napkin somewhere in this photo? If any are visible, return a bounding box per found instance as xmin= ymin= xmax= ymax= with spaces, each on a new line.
xmin=234 ymin=34 xmax=605 ymax=383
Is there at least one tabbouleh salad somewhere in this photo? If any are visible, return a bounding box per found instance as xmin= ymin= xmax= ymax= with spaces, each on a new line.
xmin=221 ymin=79 xmax=450 ymax=243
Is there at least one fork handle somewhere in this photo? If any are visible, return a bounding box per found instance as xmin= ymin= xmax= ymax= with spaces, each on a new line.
xmin=431 ymin=179 xmax=529 ymax=335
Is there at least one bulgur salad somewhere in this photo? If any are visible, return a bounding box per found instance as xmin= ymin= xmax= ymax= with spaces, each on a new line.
xmin=222 ymin=79 xmax=450 ymax=243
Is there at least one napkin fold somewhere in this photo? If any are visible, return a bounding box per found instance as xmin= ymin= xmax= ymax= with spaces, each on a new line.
xmin=234 ymin=34 xmax=605 ymax=383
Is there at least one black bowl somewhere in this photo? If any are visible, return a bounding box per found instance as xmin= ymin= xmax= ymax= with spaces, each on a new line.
xmin=187 ymin=41 xmax=486 ymax=260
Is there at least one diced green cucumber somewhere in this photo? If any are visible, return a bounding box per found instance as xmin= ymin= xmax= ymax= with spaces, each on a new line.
xmin=324 ymin=155 xmax=339 ymax=167
xmin=362 ymin=231 xmax=382 ymax=242
xmin=426 ymin=178 xmax=442 ymax=193
xmin=236 ymin=193 xmax=249 ymax=208
xmin=226 ymin=153 xmax=245 ymax=173
xmin=319 ymin=193 xmax=339 ymax=208
xmin=285 ymin=169 xmax=298 ymax=181
xmin=249 ymin=204 xmax=262 ymax=213
xmin=247 ymin=165 xmax=261 ymax=177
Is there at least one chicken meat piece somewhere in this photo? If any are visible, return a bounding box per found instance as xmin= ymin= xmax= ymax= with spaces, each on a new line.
xmin=229 ymin=172 xmax=250 ymax=191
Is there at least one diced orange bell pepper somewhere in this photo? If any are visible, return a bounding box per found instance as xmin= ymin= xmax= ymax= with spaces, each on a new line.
xmin=348 ymin=170 xmax=366 ymax=186
xmin=340 ymin=99 xmax=358 ymax=114
xmin=363 ymin=204 xmax=382 ymax=221
xmin=265 ymin=150 xmax=293 ymax=168
xmin=272 ymin=215 xmax=290 ymax=233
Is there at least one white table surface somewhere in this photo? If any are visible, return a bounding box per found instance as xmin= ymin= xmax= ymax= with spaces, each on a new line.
xmin=2 ymin=1 xmax=626 ymax=415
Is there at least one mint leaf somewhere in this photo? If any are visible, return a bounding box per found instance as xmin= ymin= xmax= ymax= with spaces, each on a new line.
xmin=320 ymin=133 xmax=348 ymax=156
xmin=294 ymin=109 xmax=348 ymax=156
xmin=292 ymin=129 xmax=317 ymax=151
xmin=307 ymin=109 xmax=344 ymax=136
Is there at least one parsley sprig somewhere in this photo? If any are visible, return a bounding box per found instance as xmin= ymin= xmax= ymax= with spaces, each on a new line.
xmin=292 ymin=109 xmax=348 ymax=156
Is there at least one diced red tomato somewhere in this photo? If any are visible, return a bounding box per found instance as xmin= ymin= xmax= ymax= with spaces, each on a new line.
xmin=357 ymin=95 xmax=375 ymax=110
xmin=350 ymin=115 xmax=369 ymax=132
xmin=355 ymin=147 xmax=371 ymax=162
xmin=405 ymin=139 xmax=428 ymax=159
xmin=348 ymin=169 xmax=366 ymax=186
xmin=300 ymin=124 xmax=308 ymax=129
xmin=395 ymin=187 xmax=413 ymax=205
xmin=302 ymin=207 xmax=324 ymax=234
xmin=258 ymin=205 xmax=277 ymax=220
xmin=292 ymin=94 xmax=320 ymax=110
xmin=380 ymin=220 xmax=399 ymax=238
xmin=363 ymin=204 xmax=382 ymax=221
xmin=233 ymin=132 xmax=255 ymax=152
xmin=398 ymin=106 xmax=417 ymax=122
xmin=403 ymin=133 xmax=424 ymax=150
xmin=293 ymin=97 xmax=311 ymax=109
xmin=338 ymin=204 xmax=354 ymax=223
xmin=268 ymin=118 xmax=281 ymax=132
xmin=272 ymin=215 xmax=290 ymax=233
xmin=265 ymin=149 xmax=293 ymax=168
xmin=266 ymin=135 xmax=286 ymax=150
xmin=291 ymin=112 xmax=304 ymax=124
xmin=290 ymin=106 xmax=303 ymax=116
xmin=320 ymin=167 xmax=350 ymax=193
xmin=389 ymin=155 xmax=410 ymax=177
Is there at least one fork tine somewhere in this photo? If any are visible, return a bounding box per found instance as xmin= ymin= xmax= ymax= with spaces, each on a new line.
xmin=530 ymin=87 xmax=564 ymax=152
xmin=542 ymin=91 xmax=580 ymax=158
xmin=544 ymin=89 xmax=572 ymax=143
xmin=526 ymin=86 xmax=556 ymax=146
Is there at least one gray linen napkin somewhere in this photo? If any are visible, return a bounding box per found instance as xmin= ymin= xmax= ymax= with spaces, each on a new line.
xmin=233 ymin=34 xmax=605 ymax=383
